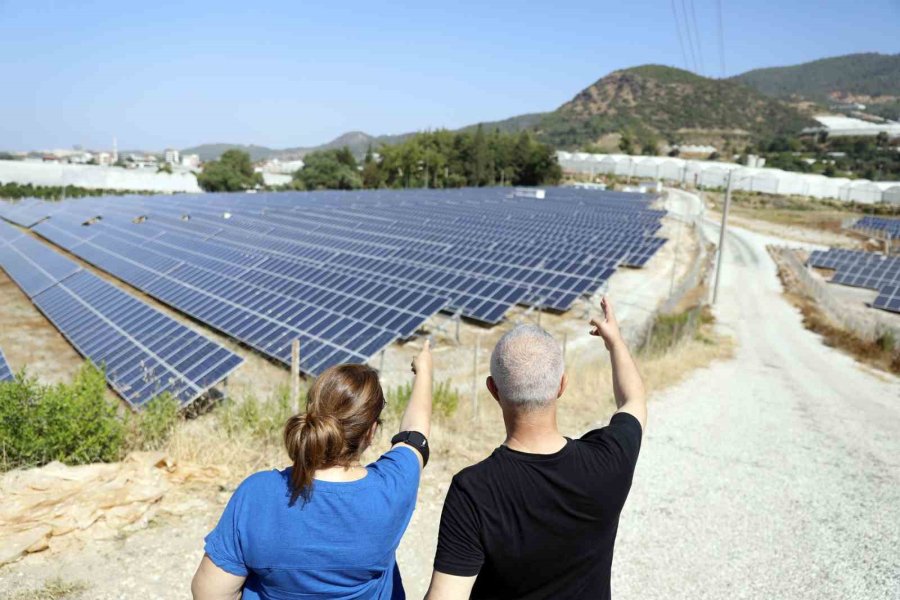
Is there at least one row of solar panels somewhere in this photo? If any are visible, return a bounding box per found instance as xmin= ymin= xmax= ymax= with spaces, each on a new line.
xmin=0 ymin=223 xmax=244 ymax=407
xmin=0 ymin=348 xmax=12 ymax=382
xmin=2 ymin=188 xmax=666 ymax=320
xmin=852 ymin=216 xmax=900 ymax=238
xmin=808 ymin=248 xmax=900 ymax=313
xmin=0 ymin=187 xmax=668 ymax=384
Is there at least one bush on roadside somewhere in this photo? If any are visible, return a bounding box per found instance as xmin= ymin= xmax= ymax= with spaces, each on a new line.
xmin=0 ymin=364 xmax=125 ymax=471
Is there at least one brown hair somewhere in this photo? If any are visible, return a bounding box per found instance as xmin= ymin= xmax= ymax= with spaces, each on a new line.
xmin=284 ymin=363 xmax=385 ymax=504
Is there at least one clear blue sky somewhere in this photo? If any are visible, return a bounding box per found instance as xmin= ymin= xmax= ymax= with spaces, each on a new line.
xmin=1 ymin=0 xmax=898 ymax=151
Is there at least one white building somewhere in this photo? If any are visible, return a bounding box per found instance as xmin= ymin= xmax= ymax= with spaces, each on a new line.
xmin=181 ymin=153 xmax=201 ymax=169
xmin=164 ymin=148 xmax=181 ymax=165
xmin=557 ymin=150 xmax=900 ymax=204
xmin=805 ymin=115 xmax=900 ymax=139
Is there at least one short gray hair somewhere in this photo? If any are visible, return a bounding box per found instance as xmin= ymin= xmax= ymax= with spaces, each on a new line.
xmin=490 ymin=324 xmax=565 ymax=411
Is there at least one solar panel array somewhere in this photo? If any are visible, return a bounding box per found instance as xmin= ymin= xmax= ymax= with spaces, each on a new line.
xmin=0 ymin=348 xmax=12 ymax=382
xmin=0 ymin=187 xmax=667 ymax=375
xmin=808 ymin=248 xmax=900 ymax=313
xmin=852 ymin=216 xmax=900 ymax=238
xmin=0 ymin=223 xmax=244 ymax=407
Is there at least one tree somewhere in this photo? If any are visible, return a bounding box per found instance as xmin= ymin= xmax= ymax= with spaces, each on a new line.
xmin=197 ymin=149 xmax=263 ymax=192
xmin=361 ymin=146 xmax=384 ymax=189
xmin=294 ymin=149 xmax=362 ymax=190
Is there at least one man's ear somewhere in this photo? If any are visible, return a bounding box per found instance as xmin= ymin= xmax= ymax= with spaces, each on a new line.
xmin=557 ymin=372 xmax=568 ymax=400
xmin=486 ymin=376 xmax=500 ymax=403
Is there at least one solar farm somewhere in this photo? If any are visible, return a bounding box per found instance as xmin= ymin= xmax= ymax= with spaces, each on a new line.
xmin=0 ymin=187 xmax=667 ymax=409
xmin=808 ymin=247 xmax=900 ymax=314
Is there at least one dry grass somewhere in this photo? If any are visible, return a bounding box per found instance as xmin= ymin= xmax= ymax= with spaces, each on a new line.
xmin=6 ymin=579 xmax=87 ymax=600
xmin=157 ymin=315 xmax=733 ymax=488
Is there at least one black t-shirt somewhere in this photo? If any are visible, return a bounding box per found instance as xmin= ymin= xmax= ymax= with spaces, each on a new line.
xmin=434 ymin=412 xmax=642 ymax=600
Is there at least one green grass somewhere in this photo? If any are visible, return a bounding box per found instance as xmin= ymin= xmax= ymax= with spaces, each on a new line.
xmin=385 ymin=380 xmax=460 ymax=422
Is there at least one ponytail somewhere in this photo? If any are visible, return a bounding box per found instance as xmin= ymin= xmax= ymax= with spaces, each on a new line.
xmin=283 ymin=364 xmax=385 ymax=504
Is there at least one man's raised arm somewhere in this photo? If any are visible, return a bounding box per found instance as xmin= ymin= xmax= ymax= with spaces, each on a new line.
xmin=590 ymin=296 xmax=647 ymax=430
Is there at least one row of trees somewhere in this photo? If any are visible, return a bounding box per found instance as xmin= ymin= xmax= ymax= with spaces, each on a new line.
xmin=197 ymin=149 xmax=264 ymax=192
xmin=293 ymin=127 xmax=562 ymax=191
xmin=0 ymin=183 xmax=141 ymax=200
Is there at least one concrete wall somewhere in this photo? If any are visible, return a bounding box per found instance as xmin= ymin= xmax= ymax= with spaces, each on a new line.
xmin=0 ymin=160 xmax=202 ymax=193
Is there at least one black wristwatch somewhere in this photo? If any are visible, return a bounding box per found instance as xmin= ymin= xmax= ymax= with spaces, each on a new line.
xmin=391 ymin=430 xmax=430 ymax=467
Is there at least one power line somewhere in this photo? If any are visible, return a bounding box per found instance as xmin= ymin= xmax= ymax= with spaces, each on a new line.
xmin=716 ymin=0 xmax=726 ymax=77
xmin=680 ymin=0 xmax=698 ymax=73
xmin=688 ymin=0 xmax=705 ymax=74
xmin=670 ymin=0 xmax=690 ymax=71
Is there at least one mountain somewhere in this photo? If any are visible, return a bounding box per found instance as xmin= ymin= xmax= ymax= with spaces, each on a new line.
xmin=194 ymin=56 xmax=895 ymax=162
xmin=732 ymin=52 xmax=900 ymax=120
xmin=733 ymin=53 xmax=900 ymax=102
xmin=531 ymin=65 xmax=813 ymax=149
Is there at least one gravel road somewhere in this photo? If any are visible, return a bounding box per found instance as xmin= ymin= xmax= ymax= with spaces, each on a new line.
xmin=614 ymin=193 xmax=900 ymax=600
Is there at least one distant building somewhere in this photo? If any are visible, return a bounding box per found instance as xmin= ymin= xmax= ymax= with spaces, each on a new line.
xmin=97 ymin=152 xmax=112 ymax=166
xmin=674 ymin=144 xmax=717 ymax=158
xmin=181 ymin=153 xmax=201 ymax=169
xmin=804 ymin=115 xmax=900 ymax=139
xmin=164 ymin=148 xmax=181 ymax=165
xmin=745 ymin=154 xmax=767 ymax=168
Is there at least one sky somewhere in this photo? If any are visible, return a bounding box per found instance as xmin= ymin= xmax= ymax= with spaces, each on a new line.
xmin=1 ymin=0 xmax=898 ymax=151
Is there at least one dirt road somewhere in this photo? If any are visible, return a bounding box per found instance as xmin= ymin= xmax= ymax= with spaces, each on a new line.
xmin=614 ymin=191 xmax=900 ymax=599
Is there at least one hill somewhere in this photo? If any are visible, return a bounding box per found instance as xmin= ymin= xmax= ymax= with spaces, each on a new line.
xmin=733 ymin=53 xmax=900 ymax=101
xmin=532 ymin=65 xmax=813 ymax=150
xmin=180 ymin=143 xmax=280 ymax=162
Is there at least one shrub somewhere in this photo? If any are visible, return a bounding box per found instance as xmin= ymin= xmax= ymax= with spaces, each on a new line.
xmin=127 ymin=393 xmax=181 ymax=451
xmin=385 ymin=380 xmax=460 ymax=422
xmin=0 ymin=364 xmax=125 ymax=471
xmin=218 ymin=386 xmax=294 ymax=442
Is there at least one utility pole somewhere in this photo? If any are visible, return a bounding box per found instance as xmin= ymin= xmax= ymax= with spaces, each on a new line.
xmin=712 ymin=170 xmax=733 ymax=305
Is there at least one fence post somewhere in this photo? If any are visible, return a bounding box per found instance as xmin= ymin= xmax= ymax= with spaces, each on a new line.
xmin=291 ymin=339 xmax=300 ymax=411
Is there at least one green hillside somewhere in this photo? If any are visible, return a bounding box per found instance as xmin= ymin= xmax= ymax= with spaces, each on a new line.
xmin=533 ymin=65 xmax=813 ymax=149
xmin=733 ymin=53 xmax=900 ymax=101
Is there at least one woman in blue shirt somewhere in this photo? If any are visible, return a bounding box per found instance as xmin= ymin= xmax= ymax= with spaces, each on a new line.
xmin=192 ymin=341 xmax=434 ymax=600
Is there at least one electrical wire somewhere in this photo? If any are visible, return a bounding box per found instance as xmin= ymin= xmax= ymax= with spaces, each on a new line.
xmin=689 ymin=0 xmax=705 ymax=74
xmin=680 ymin=0 xmax=699 ymax=73
xmin=670 ymin=0 xmax=691 ymax=72
xmin=716 ymin=0 xmax=726 ymax=77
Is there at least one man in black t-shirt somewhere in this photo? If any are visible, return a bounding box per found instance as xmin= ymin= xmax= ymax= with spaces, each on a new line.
xmin=426 ymin=296 xmax=646 ymax=600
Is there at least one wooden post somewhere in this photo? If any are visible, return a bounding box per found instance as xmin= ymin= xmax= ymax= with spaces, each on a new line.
xmin=291 ymin=339 xmax=300 ymax=411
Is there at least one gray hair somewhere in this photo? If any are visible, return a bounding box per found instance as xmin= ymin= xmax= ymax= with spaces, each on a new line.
xmin=490 ymin=324 xmax=565 ymax=411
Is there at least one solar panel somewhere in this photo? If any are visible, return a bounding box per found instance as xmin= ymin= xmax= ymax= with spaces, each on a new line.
xmin=0 ymin=348 xmax=13 ymax=382
xmin=6 ymin=186 xmax=669 ymax=372
xmin=0 ymin=225 xmax=244 ymax=407
xmin=36 ymin=187 xmax=666 ymax=319
xmin=852 ymin=216 xmax=900 ymax=238
xmin=807 ymin=247 xmax=900 ymax=314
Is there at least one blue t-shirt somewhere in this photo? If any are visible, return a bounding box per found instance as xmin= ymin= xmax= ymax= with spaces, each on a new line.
xmin=205 ymin=446 xmax=421 ymax=600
